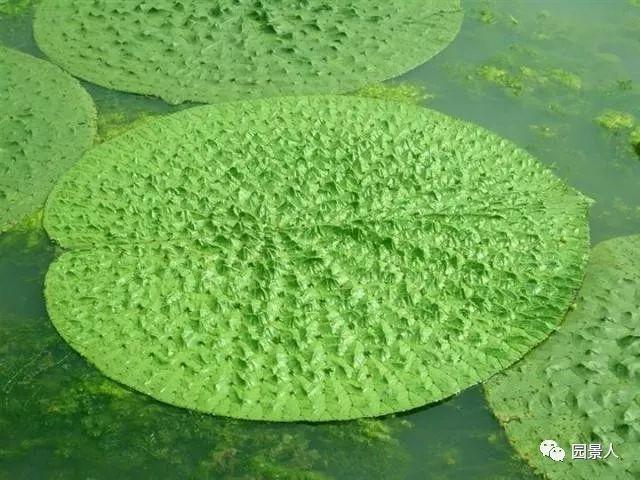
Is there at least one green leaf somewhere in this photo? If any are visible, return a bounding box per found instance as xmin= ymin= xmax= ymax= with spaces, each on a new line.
xmin=33 ymin=0 xmax=463 ymax=104
xmin=0 ymin=46 xmax=96 ymax=233
xmin=485 ymin=235 xmax=640 ymax=479
xmin=44 ymin=95 xmax=589 ymax=421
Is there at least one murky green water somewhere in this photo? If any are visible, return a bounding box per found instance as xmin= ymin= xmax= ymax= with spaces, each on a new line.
xmin=1 ymin=1 xmax=639 ymax=478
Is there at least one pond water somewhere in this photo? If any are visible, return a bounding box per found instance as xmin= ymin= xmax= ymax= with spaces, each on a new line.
xmin=1 ymin=1 xmax=639 ymax=479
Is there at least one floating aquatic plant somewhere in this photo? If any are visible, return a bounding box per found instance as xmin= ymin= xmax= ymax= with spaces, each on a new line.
xmin=33 ymin=0 xmax=463 ymax=104
xmin=0 ymin=46 xmax=95 ymax=234
xmin=630 ymin=127 xmax=640 ymax=157
xmin=596 ymin=110 xmax=636 ymax=131
xmin=594 ymin=110 xmax=640 ymax=161
xmin=351 ymin=82 xmax=433 ymax=105
xmin=0 ymin=0 xmax=36 ymax=16
xmin=44 ymin=96 xmax=589 ymax=421
xmin=485 ymin=235 xmax=640 ymax=480
xmin=95 ymin=111 xmax=159 ymax=144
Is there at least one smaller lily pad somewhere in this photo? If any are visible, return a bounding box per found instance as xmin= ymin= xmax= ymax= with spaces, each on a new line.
xmin=0 ymin=46 xmax=96 ymax=233
xmin=485 ymin=235 xmax=640 ymax=480
xmin=34 ymin=0 xmax=463 ymax=104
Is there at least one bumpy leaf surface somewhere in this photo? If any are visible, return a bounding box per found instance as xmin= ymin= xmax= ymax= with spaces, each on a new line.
xmin=33 ymin=0 xmax=463 ymax=104
xmin=0 ymin=47 xmax=95 ymax=233
xmin=485 ymin=235 xmax=640 ymax=479
xmin=45 ymin=96 xmax=589 ymax=421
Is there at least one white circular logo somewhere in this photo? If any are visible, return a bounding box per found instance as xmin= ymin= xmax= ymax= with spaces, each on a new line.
xmin=549 ymin=446 xmax=566 ymax=462
xmin=540 ymin=439 xmax=558 ymax=457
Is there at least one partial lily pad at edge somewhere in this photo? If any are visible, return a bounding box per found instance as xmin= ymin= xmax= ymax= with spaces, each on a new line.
xmin=0 ymin=46 xmax=96 ymax=234
xmin=44 ymin=96 xmax=589 ymax=421
xmin=34 ymin=0 xmax=463 ymax=104
xmin=485 ymin=235 xmax=640 ymax=479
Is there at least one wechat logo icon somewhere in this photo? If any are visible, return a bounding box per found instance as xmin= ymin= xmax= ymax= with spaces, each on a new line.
xmin=540 ymin=440 xmax=565 ymax=462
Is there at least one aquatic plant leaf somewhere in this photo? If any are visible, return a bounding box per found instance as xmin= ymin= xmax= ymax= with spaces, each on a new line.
xmin=0 ymin=46 xmax=96 ymax=233
xmin=44 ymin=96 xmax=589 ymax=421
xmin=33 ymin=0 xmax=463 ymax=105
xmin=485 ymin=235 xmax=640 ymax=479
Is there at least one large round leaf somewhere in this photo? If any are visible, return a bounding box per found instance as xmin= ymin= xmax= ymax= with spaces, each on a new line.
xmin=33 ymin=0 xmax=463 ymax=104
xmin=44 ymin=96 xmax=589 ymax=421
xmin=0 ymin=47 xmax=96 ymax=234
xmin=485 ymin=235 xmax=640 ymax=479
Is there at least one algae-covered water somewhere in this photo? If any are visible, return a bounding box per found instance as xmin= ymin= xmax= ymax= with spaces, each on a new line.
xmin=1 ymin=1 xmax=639 ymax=479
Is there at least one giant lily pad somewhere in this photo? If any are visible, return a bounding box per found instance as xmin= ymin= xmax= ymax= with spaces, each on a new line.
xmin=44 ymin=96 xmax=589 ymax=421
xmin=485 ymin=235 xmax=640 ymax=479
xmin=33 ymin=0 xmax=463 ymax=105
xmin=0 ymin=46 xmax=96 ymax=233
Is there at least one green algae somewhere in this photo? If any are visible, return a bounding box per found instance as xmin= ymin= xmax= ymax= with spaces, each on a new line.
xmin=530 ymin=124 xmax=559 ymax=138
xmin=34 ymin=0 xmax=463 ymax=105
xmin=351 ymin=82 xmax=432 ymax=105
xmin=0 ymin=209 xmax=43 ymax=251
xmin=478 ymin=8 xmax=497 ymax=25
xmin=485 ymin=235 xmax=640 ymax=480
xmin=0 ymin=46 xmax=96 ymax=234
xmin=476 ymin=63 xmax=582 ymax=96
xmin=96 ymin=111 xmax=159 ymax=144
xmin=548 ymin=68 xmax=582 ymax=90
xmin=444 ymin=2 xmax=633 ymax=117
xmin=0 ymin=0 xmax=36 ymax=16
xmin=596 ymin=109 xmax=636 ymax=130
xmin=449 ymin=37 xmax=588 ymax=116
xmin=44 ymin=95 xmax=589 ymax=421
xmin=630 ymin=127 xmax=640 ymax=156
xmin=594 ymin=110 xmax=640 ymax=159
